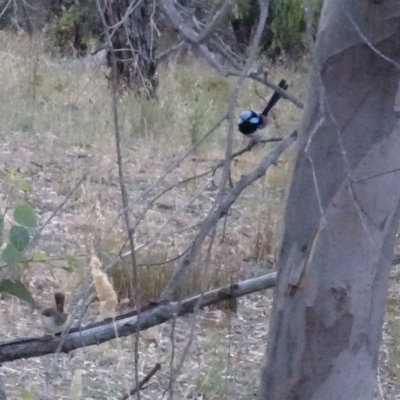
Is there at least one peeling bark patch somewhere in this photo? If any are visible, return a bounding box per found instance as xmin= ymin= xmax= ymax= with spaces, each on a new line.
xmin=292 ymin=307 xmax=354 ymax=397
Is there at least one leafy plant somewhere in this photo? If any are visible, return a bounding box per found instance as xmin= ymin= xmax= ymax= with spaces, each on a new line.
xmin=44 ymin=1 xmax=101 ymax=57
xmin=0 ymin=202 xmax=37 ymax=305
xmin=269 ymin=0 xmax=323 ymax=52
xmin=231 ymin=0 xmax=323 ymax=53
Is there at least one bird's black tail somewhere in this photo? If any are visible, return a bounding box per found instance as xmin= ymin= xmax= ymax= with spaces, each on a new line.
xmin=261 ymin=79 xmax=289 ymax=117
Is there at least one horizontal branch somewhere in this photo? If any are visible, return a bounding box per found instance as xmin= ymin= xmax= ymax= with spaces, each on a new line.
xmin=2 ymin=250 xmax=400 ymax=363
xmin=0 ymin=272 xmax=278 ymax=363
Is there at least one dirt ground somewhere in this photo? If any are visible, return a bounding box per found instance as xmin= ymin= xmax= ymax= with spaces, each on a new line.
xmin=0 ymin=125 xmax=278 ymax=400
xmin=0 ymin=126 xmax=399 ymax=400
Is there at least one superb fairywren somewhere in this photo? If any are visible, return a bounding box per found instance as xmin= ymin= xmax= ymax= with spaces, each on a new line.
xmin=41 ymin=292 xmax=70 ymax=335
xmin=238 ymin=79 xmax=289 ymax=141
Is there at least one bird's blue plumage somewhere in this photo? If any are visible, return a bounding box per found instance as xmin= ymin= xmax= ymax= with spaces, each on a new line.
xmin=249 ymin=117 xmax=260 ymax=124
xmin=238 ymin=110 xmax=264 ymax=135
xmin=240 ymin=110 xmax=253 ymax=120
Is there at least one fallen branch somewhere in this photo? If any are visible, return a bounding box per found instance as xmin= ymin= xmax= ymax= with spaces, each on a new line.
xmin=2 ymin=250 xmax=400 ymax=363
xmin=0 ymin=271 xmax=277 ymax=363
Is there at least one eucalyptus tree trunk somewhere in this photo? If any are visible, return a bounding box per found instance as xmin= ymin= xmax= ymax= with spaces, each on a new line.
xmin=257 ymin=2 xmax=400 ymax=399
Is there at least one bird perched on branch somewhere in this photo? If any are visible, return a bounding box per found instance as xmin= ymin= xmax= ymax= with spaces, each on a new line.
xmin=238 ymin=79 xmax=289 ymax=142
xmin=41 ymin=292 xmax=70 ymax=335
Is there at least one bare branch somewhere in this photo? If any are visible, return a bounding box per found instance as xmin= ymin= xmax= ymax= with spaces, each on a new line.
xmin=2 ymin=250 xmax=400 ymax=363
xmin=161 ymin=0 xmax=199 ymax=43
xmin=96 ymin=1 xmax=141 ymax=397
xmin=213 ymin=137 xmax=285 ymax=174
xmin=197 ymin=43 xmax=304 ymax=109
xmin=198 ymin=43 xmax=234 ymax=75
xmin=155 ymin=40 xmax=186 ymax=62
xmin=119 ymin=114 xmax=227 ymax=217
xmin=0 ymin=271 xmax=278 ymax=363
xmin=0 ymin=0 xmax=12 ymax=20
xmin=218 ymin=0 xmax=268 ymax=199
xmin=161 ymin=0 xmax=237 ymax=44
xmin=30 ymin=172 xmax=89 ymax=249
xmin=197 ymin=0 xmax=238 ymax=43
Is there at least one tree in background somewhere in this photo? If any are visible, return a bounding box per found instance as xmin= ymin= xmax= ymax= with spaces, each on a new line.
xmin=101 ymin=0 xmax=158 ymax=97
xmin=257 ymin=1 xmax=400 ymax=399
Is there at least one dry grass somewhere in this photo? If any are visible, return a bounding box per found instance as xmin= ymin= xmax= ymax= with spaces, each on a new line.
xmin=5 ymin=30 xmax=399 ymax=400
xmin=1 ymin=31 xmax=306 ymax=301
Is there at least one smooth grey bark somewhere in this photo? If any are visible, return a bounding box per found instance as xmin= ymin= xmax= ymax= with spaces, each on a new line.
xmin=257 ymin=1 xmax=400 ymax=400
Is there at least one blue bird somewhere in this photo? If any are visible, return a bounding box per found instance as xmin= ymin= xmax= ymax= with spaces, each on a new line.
xmin=238 ymin=79 xmax=288 ymax=141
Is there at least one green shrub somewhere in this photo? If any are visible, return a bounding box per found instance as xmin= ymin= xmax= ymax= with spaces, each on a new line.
xmin=270 ymin=0 xmax=323 ymax=52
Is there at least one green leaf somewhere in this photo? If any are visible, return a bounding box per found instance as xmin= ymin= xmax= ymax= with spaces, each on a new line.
xmin=9 ymin=225 xmax=30 ymax=252
xmin=65 ymin=254 xmax=77 ymax=269
xmin=13 ymin=204 xmax=37 ymax=228
xmin=19 ymin=181 xmax=33 ymax=193
xmin=20 ymin=389 xmax=34 ymax=400
xmin=62 ymin=265 xmax=74 ymax=273
xmin=0 ymin=279 xmax=34 ymax=305
xmin=33 ymin=251 xmax=46 ymax=261
xmin=1 ymin=243 xmax=21 ymax=265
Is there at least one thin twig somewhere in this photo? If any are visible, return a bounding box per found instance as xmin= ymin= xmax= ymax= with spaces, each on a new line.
xmin=213 ymin=137 xmax=284 ymax=174
xmin=96 ymin=1 xmax=141 ymax=398
xmin=120 ymin=114 xmax=227 ymax=216
xmin=0 ymin=0 xmax=12 ymax=21
xmin=161 ymin=0 xmax=237 ymax=45
xmin=29 ymin=172 xmax=89 ymax=248
xmin=159 ymin=130 xmax=297 ymax=301
xmin=155 ymin=41 xmax=186 ymax=62
xmin=130 ymin=169 xmax=214 ymax=233
xmin=119 ymin=363 xmax=161 ymax=400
